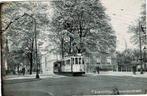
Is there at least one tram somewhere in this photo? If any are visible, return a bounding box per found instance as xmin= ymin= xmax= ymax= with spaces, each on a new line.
xmin=53 ymin=54 xmax=85 ymax=75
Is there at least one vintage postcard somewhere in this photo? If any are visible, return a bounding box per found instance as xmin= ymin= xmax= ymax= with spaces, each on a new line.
xmin=0 ymin=0 xmax=147 ymax=96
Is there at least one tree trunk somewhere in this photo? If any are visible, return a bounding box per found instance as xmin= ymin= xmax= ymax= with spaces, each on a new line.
xmin=61 ymin=38 xmax=64 ymax=59
xmin=69 ymin=37 xmax=72 ymax=54
xmin=0 ymin=3 xmax=6 ymax=76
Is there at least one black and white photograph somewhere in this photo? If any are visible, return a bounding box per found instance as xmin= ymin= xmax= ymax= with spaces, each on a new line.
xmin=0 ymin=0 xmax=147 ymax=95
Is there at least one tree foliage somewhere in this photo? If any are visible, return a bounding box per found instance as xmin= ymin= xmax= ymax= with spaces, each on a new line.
xmin=2 ymin=2 xmax=50 ymax=74
xmin=116 ymin=49 xmax=140 ymax=65
xmin=50 ymin=0 xmax=116 ymax=56
xmin=128 ymin=1 xmax=146 ymax=46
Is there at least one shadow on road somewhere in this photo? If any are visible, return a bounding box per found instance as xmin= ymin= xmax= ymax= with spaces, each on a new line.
xmin=3 ymin=90 xmax=54 ymax=96
xmin=3 ymin=78 xmax=41 ymax=84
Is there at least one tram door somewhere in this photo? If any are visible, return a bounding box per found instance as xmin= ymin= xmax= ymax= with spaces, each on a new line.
xmin=53 ymin=61 xmax=62 ymax=73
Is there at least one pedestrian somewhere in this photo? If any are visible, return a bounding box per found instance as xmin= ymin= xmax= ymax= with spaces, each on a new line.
xmin=134 ymin=65 xmax=137 ymax=74
xmin=22 ymin=67 xmax=25 ymax=75
xmin=96 ymin=66 xmax=100 ymax=74
xmin=132 ymin=65 xmax=136 ymax=75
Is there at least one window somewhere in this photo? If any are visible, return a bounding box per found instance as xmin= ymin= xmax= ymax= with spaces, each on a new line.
xmin=75 ymin=58 xmax=78 ymax=64
xmin=97 ymin=62 xmax=100 ymax=64
xmin=62 ymin=61 xmax=65 ymax=65
xmin=82 ymin=59 xmax=85 ymax=64
xmin=66 ymin=59 xmax=70 ymax=65
xmin=71 ymin=58 xmax=74 ymax=64
xmin=79 ymin=58 xmax=81 ymax=64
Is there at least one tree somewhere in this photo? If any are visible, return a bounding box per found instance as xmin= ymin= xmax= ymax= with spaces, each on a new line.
xmin=50 ymin=0 xmax=116 ymax=57
xmin=7 ymin=49 xmax=28 ymax=74
xmin=128 ymin=1 xmax=146 ymax=46
xmin=116 ymin=49 xmax=140 ymax=66
xmin=2 ymin=2 xmax=51 ymax=74
xmin=128 ymin=1 xmax=146 ymax=73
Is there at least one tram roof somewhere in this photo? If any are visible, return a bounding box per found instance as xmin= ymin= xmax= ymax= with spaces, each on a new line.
xmin=63 ymin=54 xmax=84 ymax=59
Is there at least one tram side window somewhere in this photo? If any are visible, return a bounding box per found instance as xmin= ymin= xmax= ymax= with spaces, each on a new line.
xmin=82 ymin=59 xmax=84 ymax=64
xmin=75 ymin=58 xmax=78 ymax=64
xmin=66 ymin=59 xmax=70 ymax=65
xmin=71 ymin=58 xmax=74 ymax=64
xmin=62 ymin=61 xmax=65 ymax=65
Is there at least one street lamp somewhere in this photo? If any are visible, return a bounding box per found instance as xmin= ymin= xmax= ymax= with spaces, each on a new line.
xmin=34 ymin=17 xmax=40 ymax=79
xmin=24 ymin=13 xmax=40 ymax=79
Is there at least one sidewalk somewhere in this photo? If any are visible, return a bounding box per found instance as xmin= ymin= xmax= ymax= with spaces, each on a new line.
xmin=3 ymin=73 xmax=66 ymax=80
xmin=3 ymin=71 xmax=147 ymax=80
xmin=87 ymin=71 xmax=147 ymax=78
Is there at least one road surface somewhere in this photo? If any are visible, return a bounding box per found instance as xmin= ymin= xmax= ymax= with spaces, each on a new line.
xmin=3 ymin=74 xmax=147 ymax=96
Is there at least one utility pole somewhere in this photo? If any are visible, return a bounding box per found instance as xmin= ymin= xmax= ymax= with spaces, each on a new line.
xmin=139 ymin=21 xmax=143 ymax=74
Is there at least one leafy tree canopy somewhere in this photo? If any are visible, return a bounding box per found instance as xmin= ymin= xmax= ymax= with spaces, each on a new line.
xmin=128 ymin=1 xmax=146 ymax=46
xmin=50 ymin=0 xmax=116 ymax=56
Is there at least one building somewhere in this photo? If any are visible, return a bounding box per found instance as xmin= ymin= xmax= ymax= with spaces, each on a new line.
xmin=40 ymin=51 xmax=61 ymax=74
xmin=85 ymin=52 xmax=115 ymax=72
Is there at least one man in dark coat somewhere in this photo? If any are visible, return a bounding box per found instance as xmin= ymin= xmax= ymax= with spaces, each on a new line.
xmin=96 ymin=66 xmax=100 ymax=74
xmin=132 ymin=65 xmax=136 ymax=75
xmin=22 ymin=67 xmax=26 ymax=75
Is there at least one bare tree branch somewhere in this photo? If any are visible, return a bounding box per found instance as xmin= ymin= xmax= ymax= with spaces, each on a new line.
xmin=1 ymin=14 xmax=26 ymax=33
xmin=1 ymin=13 xmax=35 ymax=33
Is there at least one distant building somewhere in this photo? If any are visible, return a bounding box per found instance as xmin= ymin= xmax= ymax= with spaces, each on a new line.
xmin=40 ymin=52 xmax=61 ymax=74
xmin=85 ymin=52 xmax=116 ymax=72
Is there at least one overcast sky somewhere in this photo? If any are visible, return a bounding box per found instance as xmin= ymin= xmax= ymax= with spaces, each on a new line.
xmin=101 ymin=0 xmax=145 ymax=52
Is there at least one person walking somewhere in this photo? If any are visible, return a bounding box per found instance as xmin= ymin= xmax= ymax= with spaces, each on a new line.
xmin=96 ymin=66 xmax=100 ymax=74
xmin=22 ymin=67 xmax=26 ymax=76
xmin=132 ymin=65 xmax=136 ymax=75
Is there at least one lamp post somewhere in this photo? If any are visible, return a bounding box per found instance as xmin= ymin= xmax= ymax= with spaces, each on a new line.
xmin=34 ymin=16 xmax=39 ymax=79
xmin=24 ymin=13 xmax=39 ymax=78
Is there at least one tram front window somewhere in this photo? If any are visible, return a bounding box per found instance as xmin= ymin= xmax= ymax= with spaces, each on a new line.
xmin=82 ymin=59 xmax=84 ymax=64
xmin=79 ymin=58 xmax=81 ymax=64
xmin=75 ymin=58 xmax=78 ymax=64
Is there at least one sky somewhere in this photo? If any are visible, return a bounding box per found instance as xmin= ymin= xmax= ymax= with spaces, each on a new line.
xmin=101 ymin=0 xmax=144 ymax=52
